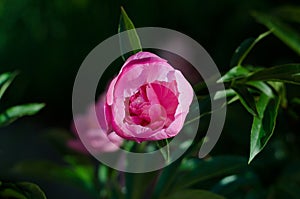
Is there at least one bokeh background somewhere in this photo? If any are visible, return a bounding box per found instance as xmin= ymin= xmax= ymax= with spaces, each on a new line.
xmin=0 ymin=0 xmax=299 ymax=198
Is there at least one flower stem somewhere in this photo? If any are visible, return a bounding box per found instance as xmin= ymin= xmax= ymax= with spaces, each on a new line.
xmin=165 ymin=139 xmax=170 ymax=164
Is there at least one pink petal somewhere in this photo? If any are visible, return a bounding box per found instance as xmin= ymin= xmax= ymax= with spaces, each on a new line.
xmin=148 ymin=104 xmax=167 ymax=130
xmin=149 ymin=82 xmax=178 ymax=118
xmin=123 ymin=52 xmax=166 ymax=68
xmin=72 ymin=115 xmax=88 ymax=136
xmin=107 ymin=77 xmax=117 ymax=106
xmin=67 ymin=139 xmax=89 ymax=154
xmin=174 ymin=70 xmax=194 ymax=116
xmin=85 ymin=129 xmax=121 ymax=153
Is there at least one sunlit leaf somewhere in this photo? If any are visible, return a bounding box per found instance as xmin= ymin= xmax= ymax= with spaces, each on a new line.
xmin=118 ymin=6 xmax=142 ymax=61
xmin=227 ymin=95 xmax=240 ymax=105
xmin=246 ymin=64 xmax=300 ymax=85
xmin=0 ymin=71 xmax=18 ymax=100
xmin=213 ymin=89 xmax=236 ymax=101
xmin=249 ymin=93 xmax=280 ymax=163
xmin=252 ymin=11 xmax=300 ymax=55
xmin=217 ymin=66 xmax=250 ymax=83
xmin=0 ymin=103 xmax=45 ymax=127
xmin=164 ymin=189 xmax=225 ymax=199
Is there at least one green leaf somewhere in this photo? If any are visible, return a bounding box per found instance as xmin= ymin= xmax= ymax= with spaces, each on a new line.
xmin=218 ymin=66 xmax=250 ymax=83
xmin=246 ymin=81 xmax=273 ymax=98
xmin=213 ymin=89 xmax=239 ymax=108
xmin=252 ymin=11 xmax=300 ymax=55
xmin=125 ymin=171 xmax=157 ymax=199
xmin=16 ymin=182 xmax=47 ymax=199
xmin=230 ymin=38 xmax=255 ymax=67
xmin=98 ymin=164 xmax=108 ymax=185
xmin=0 ymin=103 xmax=45 ymax=127
xmin=164 ymin=189 xmax=225 ymax=199
xmin=118 ymin=6 xmax=142 ymax=61
xmin=0 ymin=71 xmax=18 ymax=100
xmin=0 ymin=182 xmax=46 ymax=199
xmin=249 ymin=93 xmax=280 ymax=163
xmin=275 ymin=6 xmax=300 ymax=24
xmin=246 ymin=64 xmax=300 ymax=85
xmin=227 ymin=95 xmax=240 ymax=105
xmin=152 ymin=159 xmax=182 ymax=199
xmin=152 ymin=137 xmax=207 ymax=199
xmin=213 ymin=89 xmax=236 ymax=101
xmin=230 ymin=31 xmax=272 ymax=67
xmin=171 ymin=156 xmax=247 ymax=191
xmin=231 ymin=84 xmax=258 ymax=116
xmin=292 ymin=97 xmax=300 ymax=105
xmin=211 ymin=172 xmax=263 ymax=198
xmin=0 ymin=188 xmax=28 ymax=199
xmin=268 ymin=82 xmax=287 ymax=108
xmin=63 ymin=155 xmax=95 ymax=189
xmin=12 ymin=160 xmax=95 ymax=193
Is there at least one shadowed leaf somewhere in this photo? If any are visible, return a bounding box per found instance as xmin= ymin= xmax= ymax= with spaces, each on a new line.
xmin=0 ymin=182 xmax=47 ymax=199
xmin=253 ymin=12 xmax=300 ymax=55
xmin=164 ymin=189 xmax=225 ymax=199
xmin=230 ymin=31 xmax=271 ymax=67
xmin=171 ymin=156 xmax=247 ymax=191
xmin=231 ymin=84 xmax=258 ymax=116
xmin=246 ymin=64 xmax=300 ymax=85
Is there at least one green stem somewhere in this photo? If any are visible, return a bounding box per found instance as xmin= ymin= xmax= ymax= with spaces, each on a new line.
xmin=165 ymin=139 xmax=170 ymax=164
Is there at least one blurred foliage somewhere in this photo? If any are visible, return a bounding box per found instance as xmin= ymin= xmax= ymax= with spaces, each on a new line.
xmin=0 ymin=0 xmax=299 ymax=199
xmin=0 ymin=181 xmax=46 ymax=199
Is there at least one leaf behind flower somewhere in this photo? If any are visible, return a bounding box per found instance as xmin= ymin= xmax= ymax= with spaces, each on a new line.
xmin=118 ymin=7 xmax=142 ymax=61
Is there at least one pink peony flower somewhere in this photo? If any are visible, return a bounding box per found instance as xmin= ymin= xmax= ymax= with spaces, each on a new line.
xmin=68 ymin=96 xmax=123 ymax=154
xmin=105 ymin=52 xmax=193 ymax=143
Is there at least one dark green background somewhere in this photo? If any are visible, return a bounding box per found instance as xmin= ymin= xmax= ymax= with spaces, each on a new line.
xmin=0 ymin=0 xmax=299 ymax=198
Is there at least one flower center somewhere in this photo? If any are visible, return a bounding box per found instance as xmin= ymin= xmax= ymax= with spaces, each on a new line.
xmin=128 ymin=84 xmax=151 ymax=126
xmin=128 ymin=82 xmax=179 ymax=128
